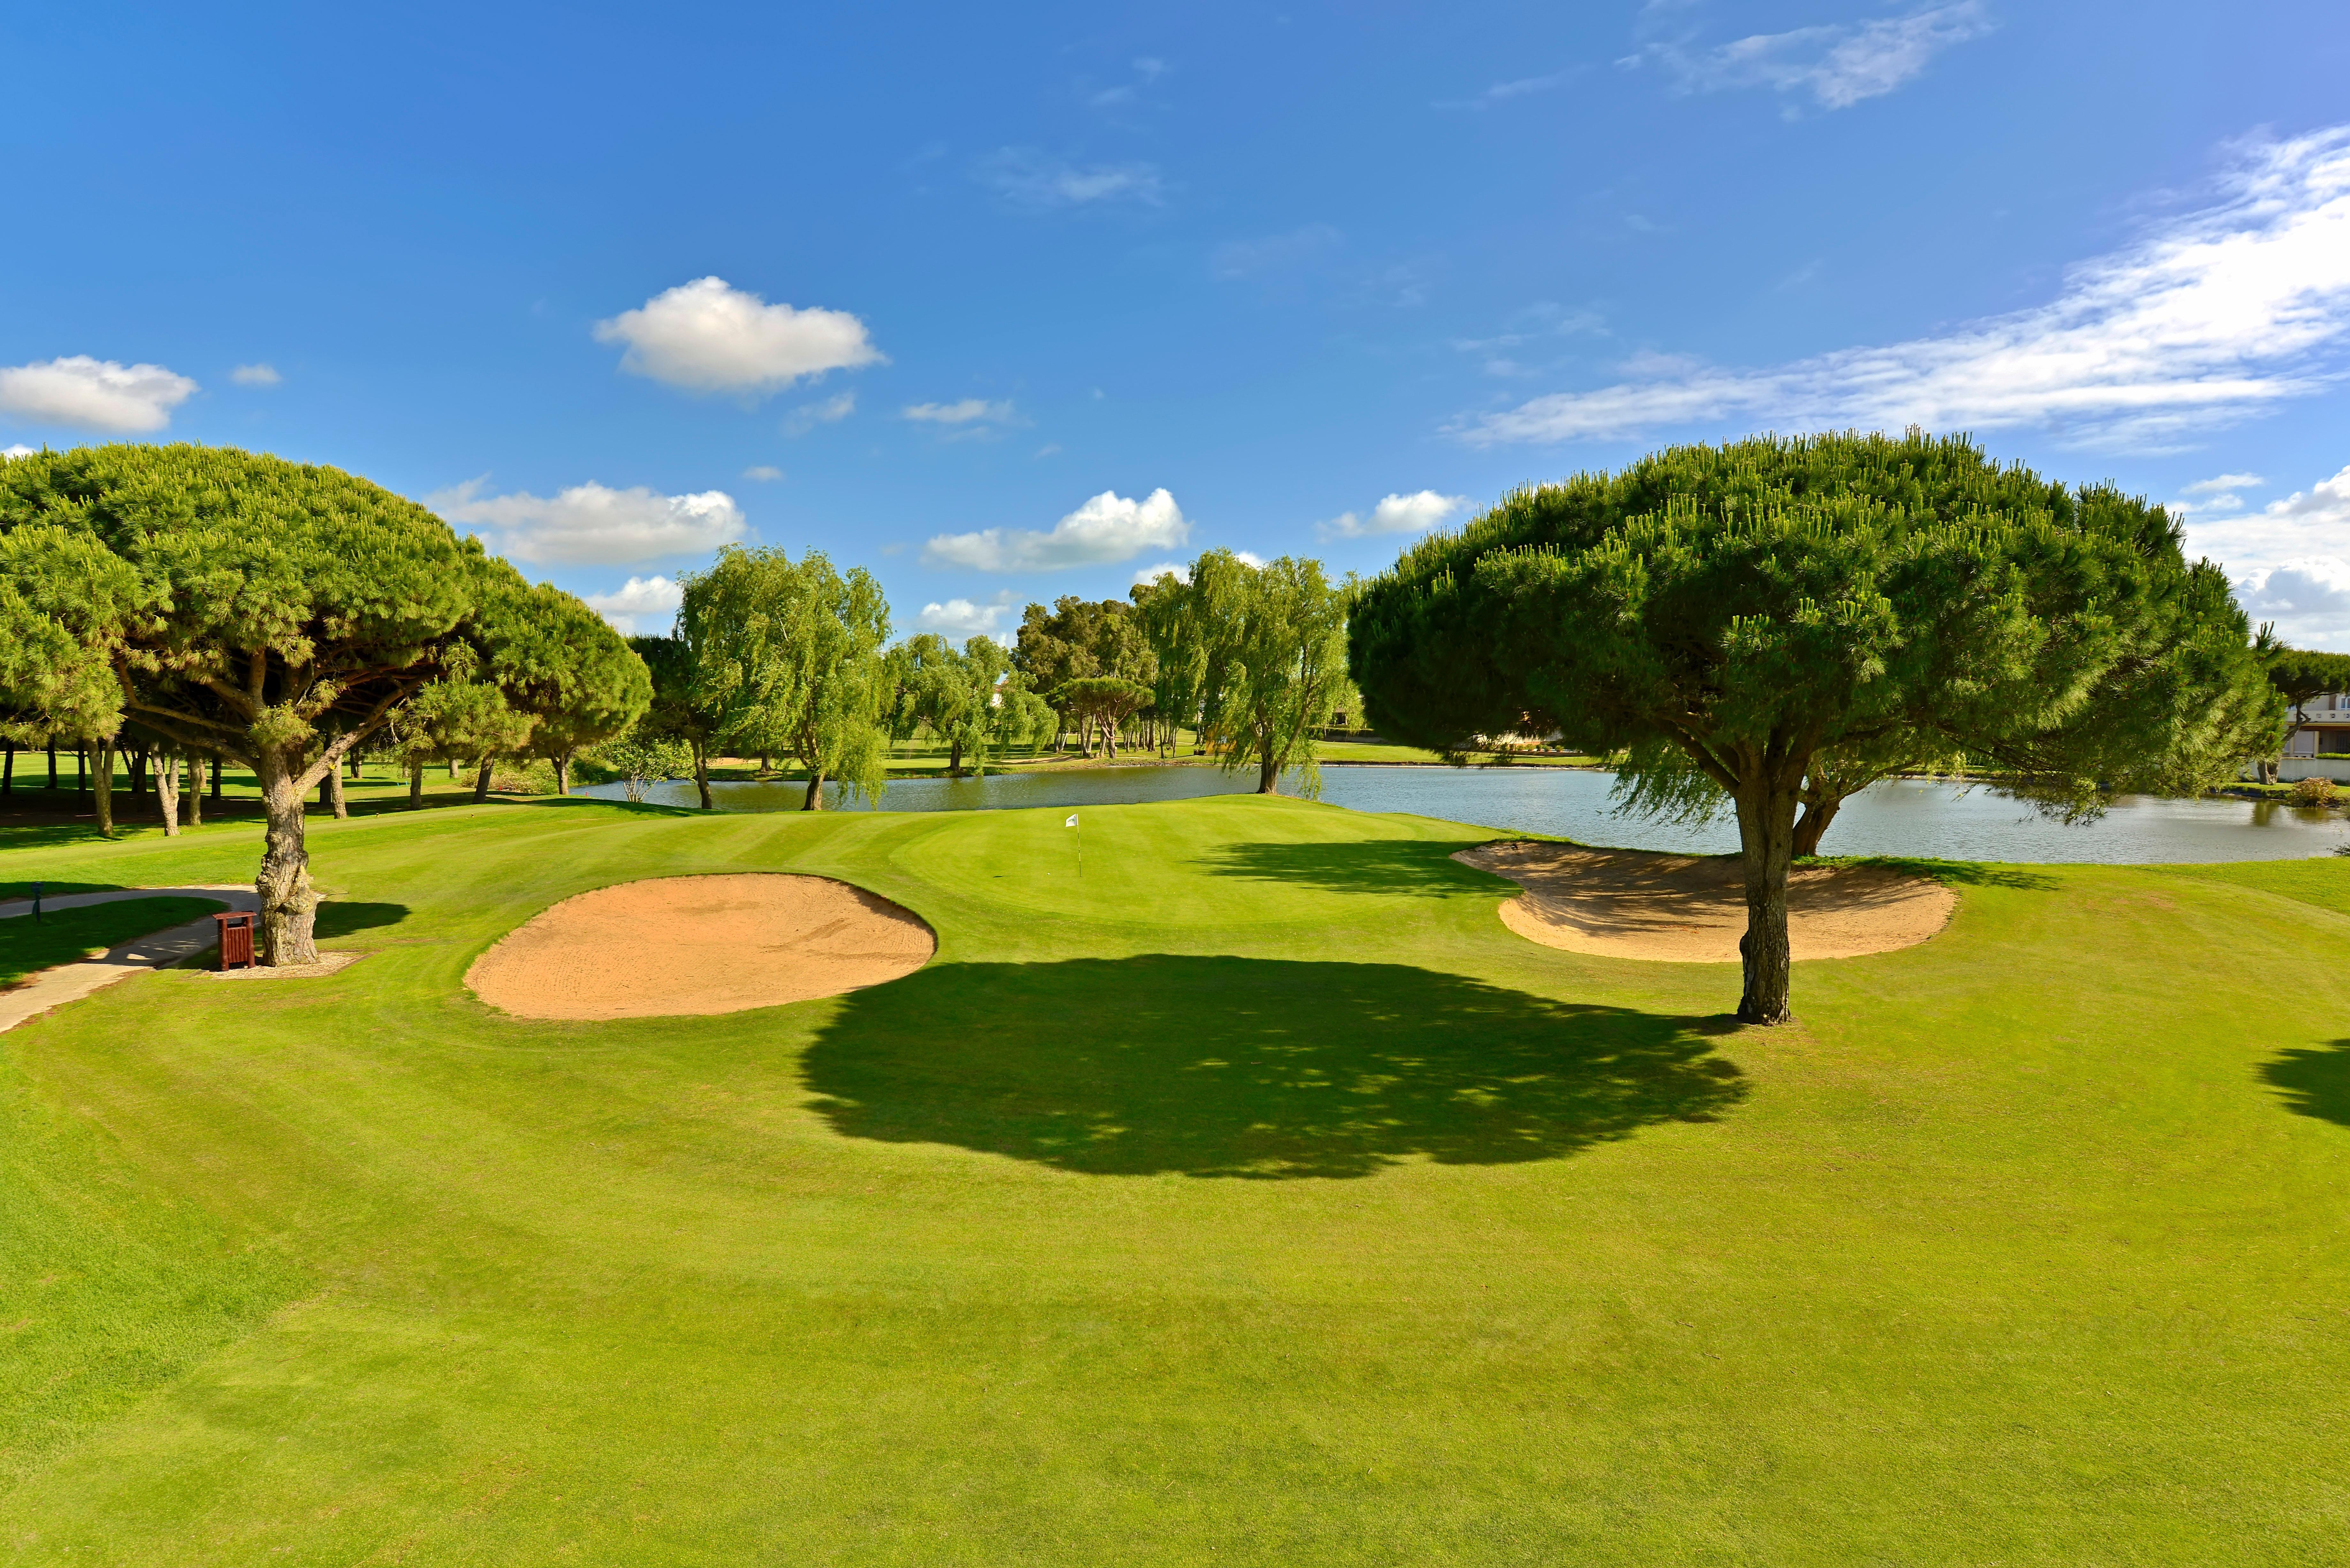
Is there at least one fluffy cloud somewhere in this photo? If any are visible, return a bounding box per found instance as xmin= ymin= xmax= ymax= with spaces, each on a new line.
xmin=978 ymin=149 xmax=1164 ymax=208
xmin=583 ymin=575 xmax=685 ymax=637
xmin=3 ymin=444 xmax=33 ymax=459
xmin=1318 ymin=490 xmax=1470 ymax=541
xmin=594 ymin=277 xmax=883 ymax=394
xmin=925 ymin=488 xmax=1189 ymax=572
xmin=1658 ymin=2 xmax=1994 ymax=113
xmin=230 ymin=363 xmax=281 ymax=387
xmin=913 ymin=592 xmax=1018 ymax=641
xmin=1461 ymin=125 xmax=2350 ymax=451
xmin=742 ymin=464 xmax=784 ymax=482
xmin=903 ymin=398 xmax=1021 ymax=428
xmin=2180 ymin=464 xmax=2350 ymax=646
xmin=784 ymin=391 xmax=856 ymax=435
xmin=428 ymin=478 xmax=746 ymax=566
xmin=0 ymin=356 xmax=198 ymax=433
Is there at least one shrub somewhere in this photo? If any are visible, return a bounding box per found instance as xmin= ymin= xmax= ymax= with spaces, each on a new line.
xmin=2292 ymin=776 xmax=2338 ymax=806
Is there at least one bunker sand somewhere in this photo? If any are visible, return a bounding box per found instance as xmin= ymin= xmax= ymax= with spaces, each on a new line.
xmin=466 ymin=873 xmax=935 ymax=1019
xmin=1457 ymin=841 xmax=1956 ymax=963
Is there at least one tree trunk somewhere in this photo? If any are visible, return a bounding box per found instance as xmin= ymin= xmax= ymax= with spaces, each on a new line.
xmin=129 ymin=747 xmax=148 ymax=800
xmin=949 ymin=737 xmax=964 ymax=779
xmin=349 ymin=752 xmax=363 ymax=780
xmin=802 ymin=770 xmax=826 ymax=811
xmin=210 ymin=753 xmax=222 ymax=801
xmin=327 ymin=762 xmax=349 ymax=819
xmin=409 ymin=760 xmax=425 ymax=809
xmin=187 ymin=753 xmax=204 ymax=826
xmin=254 ymin=750 xmax=320 ymax=965
xmin=1791 ymin=793 xmax=1843 ymax=859
xmin=1257 ymin=735 xmax=1279 ymax=794
xmin=552 ymin=752 xmax=571 ymax=796
xmin=78 ymin=748 xmax=87 ymax=792
xmin=473 ymin=758 xmax=494 ymax=803
xmin=2 ymin=742 xmax=11 ymax=801
xmin=693 ymin=743 xmax=713 ymax=810
xmin=93 ymin=739 xmax=116 ymax=836
xmin=48 ymin=740 xmax=57 ymax=789
xmin=1732 ymin=776 xmax=1801 ymax=1025
xmin=155 ymin=754 xmax=181 ymax=837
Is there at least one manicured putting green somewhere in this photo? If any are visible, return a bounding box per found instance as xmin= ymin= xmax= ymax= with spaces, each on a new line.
xmin=0 ymin=795 xmax=2345 ymax=1563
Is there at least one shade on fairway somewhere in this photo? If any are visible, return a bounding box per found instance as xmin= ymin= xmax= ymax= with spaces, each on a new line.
xmin=1 ymin=795 xmax=2346 ymax=1563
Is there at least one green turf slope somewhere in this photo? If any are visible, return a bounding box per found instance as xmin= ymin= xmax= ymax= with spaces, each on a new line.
xmin=0 ymin=795 xmax=2344 ymax=1564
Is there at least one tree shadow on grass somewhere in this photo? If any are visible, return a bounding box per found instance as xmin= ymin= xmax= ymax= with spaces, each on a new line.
xmin=803 ymin=957 xmax=1747 ymax=1178
xmin=315 ymin=901 xmax=410 ymax=940
xmin=1192 ymin=838 xmax=1509 ymax=900
xmin=1847 ymin=857 xmax=2058 ymax=891
xmin=2261 ymin=1041 xmax=2350 ymax=1127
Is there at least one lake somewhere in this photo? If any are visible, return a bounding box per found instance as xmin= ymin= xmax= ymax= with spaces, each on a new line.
xmin=572 ymin=763 xmax=2350 ymax=863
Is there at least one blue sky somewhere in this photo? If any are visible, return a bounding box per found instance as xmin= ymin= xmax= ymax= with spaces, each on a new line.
xmin=5 ymin=3 xmax=2349 ymax=643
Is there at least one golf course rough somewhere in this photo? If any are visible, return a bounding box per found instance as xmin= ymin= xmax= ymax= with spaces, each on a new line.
xmin=0 ymin=792 xmax=2345 ymax=1564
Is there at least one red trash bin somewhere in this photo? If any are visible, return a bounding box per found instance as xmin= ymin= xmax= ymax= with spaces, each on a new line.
xmin=213 ymin=911 xmax=257 ymax=971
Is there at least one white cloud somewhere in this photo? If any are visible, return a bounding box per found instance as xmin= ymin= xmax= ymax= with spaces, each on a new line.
xmin=230 ymin=362 xmax=281 ymax=387
xmin=0 ymin=356 xmax=198 ymax=433
xmin=1435 ymin=69 xmax=1576 ymax=110
xmin=903 ymin=398 xmax=1020 ymax=427
xmin=1318 ymin=491 xmax=1471 ymax=541
xmin=2 ymin=444 xmax=33 ymax=459
xmin=583 ymin=575 xmax=685 ymax=637
xmin=978 ymin=149 xmax=1164 ymax=209
xmin=593 ymin=277 xmax=883 ymax=395
xmin=2182 ymin=464 xmax=2350 ymax=646
xmin=743 ymin=464 xmax=784 ymax=482
xmin=1462 ymin=126 xmax=2350 ymax=452
xmin=913 ymin=591 xmax=1017 ymax=641
xmin=429 ymin=478 xmax=747 ymax=566
xmin=1658 ymin=2 xmax=1994 ymax=113
xmin=2184 ymin=471 xmax=2264 ymax=495
xmin=1210 ymin=224 xmax=1344 ymax=280
xmin=784 ymin=391 xmax=856 ymax=436
xmin=925 ymin=488 xmax=1190 ymax=572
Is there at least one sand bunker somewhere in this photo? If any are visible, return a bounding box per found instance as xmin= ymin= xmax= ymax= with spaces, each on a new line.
xmin=466 ymin=874 xmax=934 ymax=1020
xmin=1456 ymin=841 xmax=1955 ymax=964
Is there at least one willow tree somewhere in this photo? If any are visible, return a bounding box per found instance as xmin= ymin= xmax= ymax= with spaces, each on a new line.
xmin=630 ymin=634 xmax=721 ymax=808
xmin=891 ymin=633 xmax=1014 ymax=777
xmin=679 ymin=546 xmax=891 ymax=810
xmin=1350 ymin=431 xmax=2277 ymax=1024
xmin=0 ymin=444 xmax=614 ymax=964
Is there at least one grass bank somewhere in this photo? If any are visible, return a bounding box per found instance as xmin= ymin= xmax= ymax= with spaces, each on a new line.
xmin=0 ymin=796 xmax=2344 ymax=1562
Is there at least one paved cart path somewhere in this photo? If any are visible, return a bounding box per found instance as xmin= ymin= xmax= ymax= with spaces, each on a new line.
xmin=0 ymin=886 xmax=254 ymax=1035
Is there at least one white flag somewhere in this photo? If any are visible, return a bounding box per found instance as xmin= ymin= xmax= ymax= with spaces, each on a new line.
xmin=1065 ymin=813 xmax=1079 ymax=827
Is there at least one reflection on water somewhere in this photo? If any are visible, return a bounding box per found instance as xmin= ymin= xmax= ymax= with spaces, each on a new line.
xmin=573 ymin=764 xmax=2350 ymax=864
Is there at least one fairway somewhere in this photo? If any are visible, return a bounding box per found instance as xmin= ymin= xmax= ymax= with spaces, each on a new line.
xmin=2 ymin=795 xmax=2346 ymax=1563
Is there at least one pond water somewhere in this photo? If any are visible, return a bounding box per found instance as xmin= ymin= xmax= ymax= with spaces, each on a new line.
xmin=572 ymin=763 xmax=2350 ymax=863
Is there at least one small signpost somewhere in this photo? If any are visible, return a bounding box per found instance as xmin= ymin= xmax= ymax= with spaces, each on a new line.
xmin=212 ymin=911 xmax=258 ymax=971
xmin=29 ymin=882 xmax=40 ymax=924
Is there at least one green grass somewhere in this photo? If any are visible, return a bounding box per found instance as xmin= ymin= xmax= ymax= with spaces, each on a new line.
xmin=0 ymin=896 xmax=228 ymax=989
xmin=0 ymin=796 xmax=2346 ymax=1563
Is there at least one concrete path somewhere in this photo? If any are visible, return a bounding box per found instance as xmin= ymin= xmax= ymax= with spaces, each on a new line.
xmin=0 ymin=885 xmax=256 ymax=1035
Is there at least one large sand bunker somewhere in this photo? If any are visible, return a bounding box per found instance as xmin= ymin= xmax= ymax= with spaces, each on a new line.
xmin=1456 ymin=841 xmax=1955 ymax=964
xmin=466 ymin=874 xmax=935 ymax=1020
